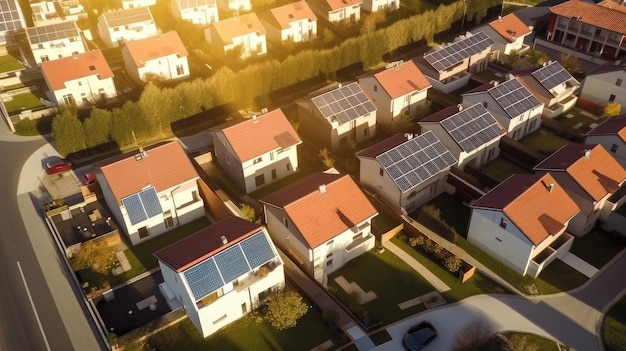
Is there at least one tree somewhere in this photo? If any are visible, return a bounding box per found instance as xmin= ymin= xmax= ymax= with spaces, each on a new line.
xmin=452 ymin=318 xmax=493 ymax=351
xmin=526 ymin=50 xmax=549 ymax=66
xmin=319 ymin=148 xmax=335 ymax=169
xmin=603 ymin=102 xmax=622 ymax=117
xmin=241 ymin=204 xmax=258 ymax=223
xmin=83 ymin=108 xmax=112 ymax=149
xmin=504 ymin=334 xmax=539 ymax=351
xmin=265 ymin=290 xmax=308 ymax=330
xmin=52 ymin=110 xmax=85 ymax=156
xmin=557 ymin=53 xmax=583 ymax=75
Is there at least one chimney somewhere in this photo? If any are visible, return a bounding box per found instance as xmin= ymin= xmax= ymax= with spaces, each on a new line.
xmin=252 ymin=114 xmax=258 ymax=122
xmin=221 ymin=235 xmax=228 ymax=245
xmin=584 ymin=149 xmax=591 ymax=160
xmin=404 ymin=133 xmax=414 ymax=140
xmin=319 ymin=184 xmax=327 ymax=194
xmin=457 ymin=104 xmax=463 ymax=111
xmin=548 ymin=183 xmax=554 ymax=193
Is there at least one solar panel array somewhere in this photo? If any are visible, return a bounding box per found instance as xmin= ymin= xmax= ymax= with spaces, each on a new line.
xmin=376 ymin=131 xmax=457 ymax=192
xmin=121 ymin=186 xmax=163 ymax=225
xmin=27 ymin=21 xmax=79 ymax=45
xmin=0 ymin=0 xmax=24 ymax=34
xmin=488 ymin=78 xmax=541 ymax=118
xmin=423 ymin=32 xmax=494 ymax=71
xmin=531 ymin=61 xmax=574 ymax=91
xmin=311 ymin=82 xmax=376 ymax=125
xmin=178 ymin=0 xmax=214 ymax=9
xmin=440 ymin=104 xmax=504 ymax=153
xmin=104 ymin=7 xmax=152 ymax=27
xmin=183 ymin=230 xmax=276 ymax=301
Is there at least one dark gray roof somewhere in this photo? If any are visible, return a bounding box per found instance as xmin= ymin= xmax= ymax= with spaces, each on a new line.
xmin=27 ymin=21 xmax=79 ymax=45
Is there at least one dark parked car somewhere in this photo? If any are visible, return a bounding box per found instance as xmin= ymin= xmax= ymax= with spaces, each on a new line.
xmin=403 ymin=320 xmax=437 ymax=350
xmin=46 ymin=159 xmax=74 ymax=175
xmin=83 ymin=171 xmax=97 ymax=185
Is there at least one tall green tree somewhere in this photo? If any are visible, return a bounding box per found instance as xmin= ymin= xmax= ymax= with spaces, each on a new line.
xmin=84 ymin=108 xmax=112 ymax=149
xmin=52 ymin=110 xmax=85 ymax=156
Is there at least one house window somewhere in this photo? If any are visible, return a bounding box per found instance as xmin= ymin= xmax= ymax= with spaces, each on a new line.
xmin=37 ymin=43 xmax=43 ymax=49
xmin=611 ymin=144 xmax=618 ymax=153
xmin=326 ymin=253 xmax=332 ymax=258
xmin=176 ymin=65 xmax=184 ymax=75
xmin=241 ymin=303 xmax=247 ymax=314
xmin=62 ymin=94 xmax=75 ymax=105
xmin=364 ymin=128 xmax=369 ymax=137
xmin=283 ymin=217 xmax=288 ymax=228
xmin=40 ymin=55 xmax=49 ymax=62
xmin=78 ymin=81 xmax=82 ymax=86
xmin=327 ymin=239 xmax=334 ymax=246
xmin=408 ymin=191 xmax=417 ymax=199
xmin=253 ymin=157 xmax=262 ymax=164
xmin=271 ymin=169 xmax=277 ymax=180
xmin=258 ymin=287 xmax=272 ymax=302
xmin=499 ymin=218 xmax=507 ymax=229
xmin=353 ymin=233 xmax=362 ymax=240
xmin=255 ymin=174 xmax=265 ymax=187
xmin=379 ymin=167 xmax=383 ymax=176
xmin=114 ymin=27 xmax=119 ymax=32
xmin=138 ymin=226 xmax=149 ymax=238
xmin=164 ymin=210 xmax=174 ymax=228
xmin=610 ymin=94 xmax=616 ymax=102
xmin=213 ymin=314 xmax=227 ymax=324
xmin=326 ymin=259 xmax=333 ymax=267
xmin=495 ymin=237 xmax=502 ymax=242
xmin=483 ymin=101 xmax=488 ymax=108
xmin=617 ymin=79 xmax=623 ymax=87
xmin=270 ymin=152 xmax=274 ymax=161
xmin=374 ymin=85 xmax=377 ymax=92
xmin=226 ymin=153 xmax=230 ymax=163
xmin=287 ymin=163 xmax=291 ymax=171
xmin=192 ymin=190 xmax=199 ymax=202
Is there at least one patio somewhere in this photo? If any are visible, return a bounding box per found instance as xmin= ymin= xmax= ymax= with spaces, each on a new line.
xmin=51 ymin=200 xmax=120 ymax=248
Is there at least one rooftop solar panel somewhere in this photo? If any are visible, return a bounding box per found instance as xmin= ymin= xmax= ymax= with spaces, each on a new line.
xmin=27 ymin=21 xmax=80 ymax=45
xmin=439 ymin=104 xmax=503 ymax=153
xmin=424 ymin=31 xmax=494 ymax=71
xmin=531 ymin=61 xmax=574 ymax=92
xmin=104 ymin=7 xmax=152 ymax=28
xmin=121 ymin=186 xmax=163 ymax=225
xmin=488 ymin=79 xmax=541 ymax=118
xmin=311 ymin=83 xmax=375 ymax=124
xmin=240 ymin=231 xmax=275 ymax=267
xmin=376 ymin=131 xmax=457 ymax=192
xmin=214 ymin=245 xmax=249 ymax=283
xmin=184 ymin=258 xmax=223 ymax=300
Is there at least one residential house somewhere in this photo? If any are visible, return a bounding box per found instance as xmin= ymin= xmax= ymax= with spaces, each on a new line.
xmin=30 ymin=0 xmax=86 ymax=26
xmin=260 ymin=1 xmax=317 ymax=44
xmin=204 ymin=13 xmax=267 ymax=60
xmin=541 ymin=0 xmax=626 ymax=63
xmin=357 ymin=60 xmax=431 ymax=127
xmin=171 ymin=0 xmax=218 ymax=25
xmin=414 ymin=31 xmax=494 ymax=93
xmin=216 ymin=0 xmax=251 ymax=15
xmin=307 ymin=0 xmax=362 ymax=23
xmin=361 ymin=0 xmax=399 ymax=13
xmin=155 ymin=217 xmax=284 ymax=337
xmin=97 ymin=7 xmax=158 ymax=48
xmin=26 ymin=21 xmax=87 ymax=66
xmin=260 ymin=169 xmax=377 ymax=286
xmin=356 ymin=131 xmax=458 ymax=214
xmin=512 ymin=61 xmax=580 ymax=118
xmin=296 ymin=82 xmax=376 ymax=151
xmin=579 ymin=60 xmax=626 ymax=111
xmin=121 ymin=31 xmax=189 ymax=84
xmin=41 ymin=50 xmax=117 ymax=107
xmin=418 ymin=103 xmax=505 ymax=169
xmin=0 ymin=0 xmax=26 ymax=46
xmin=461 ymin=77 xmax=544 ymax=140
xmin=585 ymin=114 xmax=626 ymax=164
xmin=533 ymin=143 xmax=626 ymax=236
xmin=209 ymin=108 xmax=302 ymax=194
xmin=473 ymin=13 xmax=532 ymax=61
xmin=468 ymin=173 xmax=579 ymax=277
xmin=95 ymin=141 xmax=205 ymax=245
xmin=122 ymin=0 xmax=156 ymax=9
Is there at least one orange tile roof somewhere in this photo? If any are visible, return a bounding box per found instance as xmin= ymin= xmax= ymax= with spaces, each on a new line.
xmin=586 ymin=114 xmax=626 ymax=143
xmin=373 ymin=61 xmax=431 ymax=99
xmin=41 ymin=50 xmax=113 ymax=90
xmin=598 ymin=0 xmax=626 ymax=13
xmin=155 ymin=217 xmax=261 ymax=272
xmin=211 ymin=13 xmax=266 ymax=44
xmin=260 ymin=171 xmax=377 ymax=249
xmin=473 ymin=173 xmax=579 ymax=245
xmin=326 ymin=0 xmax=362 ymax=11
xmin=98 ymin=141 xmax=199 ymax=205
xmin=124 ymin=31 xmax=188 ymax=68
xmin=269 ymin=1 xmax=316 ymax=29
xmin=488 ymin=13 xmax=532 ymax=43
xmin=550 ymin=0 xmax=626 ymax=35
xmin=534 ymin=144 xmax=626 ymax=201
xmin=211 ymin=108 xmax=302 ymax=162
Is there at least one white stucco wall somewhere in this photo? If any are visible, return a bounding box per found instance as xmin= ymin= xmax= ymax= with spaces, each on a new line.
xmin=49 ymin=75 xmax=117 ymax=107
xmin=31 ymin=36 xmax=87 ymax=66
xmin=328 ymin=4 xmax=361 ymax=23
xmin=584 ymin=135 xmax=626 ymax=162
xmin=580 ymin=71 xmax=626 ymax=109
xmin=172 ymin=2 xmax=219 ymax=25
xmin=361 ymin=0 xmax=398 ymax=12
xmin=122 ymin=48 xmax=190 ymax=83
xmin=97 ymin=16 xmax=158 ymax=48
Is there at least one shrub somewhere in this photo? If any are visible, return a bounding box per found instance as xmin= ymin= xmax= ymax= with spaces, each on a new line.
xmin=409 ymin=236 xmax=424 ymax=247
xmin=444 ymin=255 xmax=462 ymax=273
xmin=265 ymin=290 xmax=308 ymax=330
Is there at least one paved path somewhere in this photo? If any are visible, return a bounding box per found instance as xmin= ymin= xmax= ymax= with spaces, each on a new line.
xmin=561 ymin=252 xmax=599 ymax=278
xmin=382 ymin=241 xmax=450 ymax=293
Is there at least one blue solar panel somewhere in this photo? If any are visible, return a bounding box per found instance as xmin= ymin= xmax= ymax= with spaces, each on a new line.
xmin=139 ymin=187 xmax=163 ymax=218
xmin=214 ymin=245 xmax=250 ymax=283
xmin=241 ymin=231 xmax=276 ymax=268
xmin=184 ymin=258 xmax=224 ymax=300
xmin=121 ymin=193 xmax=147 ymax=225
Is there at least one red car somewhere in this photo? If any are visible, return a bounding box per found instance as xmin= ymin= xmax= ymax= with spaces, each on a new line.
xmin=46 ymin=159 xmax=74 ymax=175
xmin=83 ymin=171 xmax=97 ymax=185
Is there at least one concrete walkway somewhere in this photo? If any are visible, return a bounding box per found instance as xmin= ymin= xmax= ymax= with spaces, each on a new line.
xmin=561 ymin=252 xmax=599 ymax=278
xmin=382 ymin=241 xmax=450 ymax=293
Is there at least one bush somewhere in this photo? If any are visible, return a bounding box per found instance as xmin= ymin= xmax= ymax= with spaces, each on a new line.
xmin=444 ymin=255 xmax=462 ymax=273
xmin=265 ymin=290 xmax=309 ymax=330
xmin=452 ymin=318 xmax=493 ymax=351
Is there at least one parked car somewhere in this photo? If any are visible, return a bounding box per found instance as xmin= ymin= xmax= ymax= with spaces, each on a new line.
xmin=46 ymin=159 xmax=74 ymax=175
xmin=83 ymin=171 xmax=97 ymax=185
xmin=403 ymin=320 xmax=437 ymax=350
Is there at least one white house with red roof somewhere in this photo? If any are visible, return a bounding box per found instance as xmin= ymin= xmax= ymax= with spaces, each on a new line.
xmin=260 ymin=169 xmax=377 ymax=285
xmin=155 ymin=217 xmax=284 ymax=337
xmin=26 ymin=21 xmax=87 ymax=66
xmin=97 ymin=7 xmax=158 ymax=48
xmin=533 ymin=144 xmax=626 ymax=236
xmin=469 ymin=173 xmax=579 ymax=277
xmin=122 ymin=0 xmax=156 ymax=9
xmin=171 ymin=0 xmax=218 ymax=25
xmin=418 ymin=103 xmax=505 ymax=169
xmin=216 ymin=0 xmax=251 ymax=15
xmin=357 ymin=61 xmax=431 ymax=127
xmin=307 ymin=0 xmax=362 ymax=23
xmin=261 ymin=1 xmax=317 ymax=43
xmin=204 ymin=13 xmax=267 ymax=59
xmin=579 ymin=60 xmax=626 ymax=111
xmin=541 ymin=0 xmax=626 ymax=62
xmin=472 ymin=13 xmax=532 ymax=60
xmin=296 ymin=82 xmax=377 ymax=151
xmin=95 ymin=141 xmax=205 ymax=245
xmin=361 ymin=0 xmax=398 ymax=13
xmin=585 ymin=114 xmax=626 ymax=164
xmin=209 ymin=108 xmax=302 ymax=194
xmin=40 ymin=50 xmax=116 ymax=107
xmin=121 ymin=31 xmax=189 ymax=84
xmin=30 ymin=0 xmax=86 ymax=26
xmin=356 ymin=131 xmax=457 ymax=214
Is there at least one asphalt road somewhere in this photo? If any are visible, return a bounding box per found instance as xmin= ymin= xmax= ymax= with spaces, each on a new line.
xmin=0 ymin=125 xmax=104 ymax=351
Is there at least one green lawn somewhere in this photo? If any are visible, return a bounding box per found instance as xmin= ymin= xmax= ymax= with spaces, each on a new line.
xmin=482 ymin=331 xmax=567 ymax=351
xmin=3 ymin=92 xmax=44 ymax=114
xmin=554 ymin=108 xmax=603 ymax=130
xmin=570 ymin=228 xmax=626 ymax=268
xmin=0 ymin=54 xmax=23 ymax=73
xmin=481 ymin=157 xmax=530 ymax=182
xmin=520 ymin=129 xmax=575 ymax=154
xmin=603 ymin=295 xmax=626 ymax=351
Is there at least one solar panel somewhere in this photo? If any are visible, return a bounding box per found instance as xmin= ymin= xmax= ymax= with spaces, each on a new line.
xmin=439 ymin=104 xmax=504 ymax=153
xmin=376 ymin=131 xmax=457 ymax=192
xmin=488 ymin=79 xmax=541 ymax=118
xmin=531 ymin=61 xmax=574 ymax=92
xmin=0 ymin=0 xmax=25 ymax=38
xmin=139 ymin=187 xmax=163 ymax=218
xmin=240 ymin=231 xmax=275 ymax=267
xmin=423 ymin=31 xmax=494 ymax=71
xmin=214 ymin=245 xmax=249 ymax=283
xmin=27 ymin=21 xmax=80 ymax=45
xmin=104 ymin=7 xmax=152 ymax=28
xmin=184 ymin=258 xmax=223 ymax=300
xmin=311 ymin=82 xmax=376 ymax=124
xmin=121 ymin=186 xmax=163 ymax=225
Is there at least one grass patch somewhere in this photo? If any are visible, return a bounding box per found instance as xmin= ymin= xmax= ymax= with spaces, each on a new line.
xmin=603 ymin=294 xmax=626 ymax=351
xmin=4 ymin=91 xmax=45 ymax=114
xmin=372 ymin=212 xmax=401 ymax=234
xmin=570 ymin=227 xmax=626 ymax=268
xmin=481 ymin=157 xmax=530 ymax=182
xmin=533 ymin=259 xmax=588 ymax=293
xmin=482 ymin=331 xmax=567 ymax=351
xmin=554 ymin=108 xmax=603 ymax=130
xmin=519 ymin=129 xmax=575 ymax=154
xmin=0 ymin=54 xmax=23 ymax=73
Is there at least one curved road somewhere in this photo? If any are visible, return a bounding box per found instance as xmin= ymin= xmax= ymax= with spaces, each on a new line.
xmin=0 ymin=126 xmax=104 ymax=351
